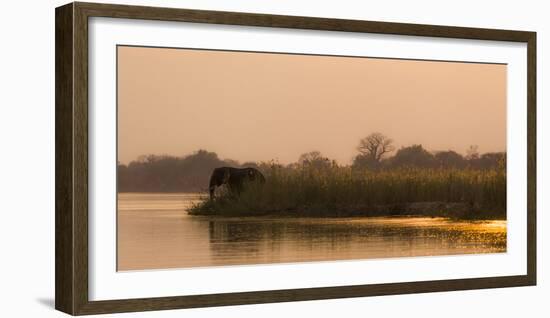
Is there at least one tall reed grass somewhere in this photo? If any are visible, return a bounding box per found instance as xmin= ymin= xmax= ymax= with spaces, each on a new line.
xmin=189 ymin=165 xmax=506 ymax=219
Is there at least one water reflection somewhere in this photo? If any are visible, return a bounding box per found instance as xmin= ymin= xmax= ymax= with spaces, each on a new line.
xmin=117 ymin=193 xmax=506 ymax=271
xmin=205 ymin=217 xmax=506 ymax=266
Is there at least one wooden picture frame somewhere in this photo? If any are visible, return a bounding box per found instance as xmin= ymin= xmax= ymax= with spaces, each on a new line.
xmin=56 ymin=2 xmax=536 ymax=315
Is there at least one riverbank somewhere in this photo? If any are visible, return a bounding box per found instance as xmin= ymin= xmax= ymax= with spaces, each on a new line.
xmin=188 ymin=200 xmax=505 ymax=220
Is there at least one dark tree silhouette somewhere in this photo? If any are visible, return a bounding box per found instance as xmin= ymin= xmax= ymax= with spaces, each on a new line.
xmin=434 ymin=150 xmax=466 ymax=168
xmin=117 ymin=150 xmax=240 ymax=193
xmin=390 ymin=144 xmax=435 ymax=168
xmin=469 ymin=152 xmax=506 ymax=169
xmin=298 ymin=151 xmax=332 ymax=169
xmin=357 ymin=133 xmax=394 ymax=162
xmin=466 ymin=145 xmax=480 ymax=160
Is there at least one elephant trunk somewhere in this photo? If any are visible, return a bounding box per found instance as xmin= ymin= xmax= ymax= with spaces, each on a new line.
xmin=209 ymin=170 xmax=219 ymax=199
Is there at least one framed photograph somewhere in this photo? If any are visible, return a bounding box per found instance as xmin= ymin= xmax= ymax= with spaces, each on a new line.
xmin=55 ymin=2 xmax=536 ymax=315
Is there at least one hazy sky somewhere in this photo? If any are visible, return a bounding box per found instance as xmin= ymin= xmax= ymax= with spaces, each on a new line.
xmin=117 ymin=46 xmax=506 ymax=165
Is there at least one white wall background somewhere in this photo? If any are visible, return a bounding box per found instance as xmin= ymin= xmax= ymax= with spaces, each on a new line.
xmin=0 ymin=0 xmax=547 ymax=317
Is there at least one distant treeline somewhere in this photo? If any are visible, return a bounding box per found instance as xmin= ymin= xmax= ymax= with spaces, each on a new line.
xmin=118 ymin=133 xmax=505 ymax=193
xmin=118 ymin=150 xmax=235 ymax=193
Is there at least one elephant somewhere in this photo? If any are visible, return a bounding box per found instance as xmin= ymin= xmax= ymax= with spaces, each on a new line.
xmin=209 ymin=167 xmax=265 ymax=199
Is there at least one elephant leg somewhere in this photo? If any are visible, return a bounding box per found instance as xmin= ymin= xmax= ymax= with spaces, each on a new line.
xmin=209 ymin=173 xmax=222 ymax=199
xmin=209 ymin=185 xmax=216 ymax=199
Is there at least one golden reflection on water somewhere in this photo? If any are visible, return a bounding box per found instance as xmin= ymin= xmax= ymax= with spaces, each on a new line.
xmin=117 ymin=193 xmax=507 ymax=271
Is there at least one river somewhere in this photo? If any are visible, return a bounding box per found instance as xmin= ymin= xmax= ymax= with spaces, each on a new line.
xmin=117 ymin=193 xmax=506 ymax=271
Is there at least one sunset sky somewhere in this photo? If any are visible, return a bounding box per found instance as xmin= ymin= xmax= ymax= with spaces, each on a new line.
xmin=117 ymin=46 xmax=506 ymax=165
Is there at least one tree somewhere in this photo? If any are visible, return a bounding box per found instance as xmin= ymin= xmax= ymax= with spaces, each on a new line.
xmin=117 ymin=149 xmax=241 ymax=193
xmin=434 ymin=150 xmax=466 ymax=168
xmin=357 ymin=133 xmax=395 ymax=163
xmin=298 ymin=151 xmax=331 ymax=169
xmin=390 ymin=144 xmax=435 ymax=168
xmin=352 ymin=154 xmax=381 ymax=170
xmin=466 ymin=145 xmax=480 ymax=160
xmin=472 ymin=152 xmax=506 ymax=169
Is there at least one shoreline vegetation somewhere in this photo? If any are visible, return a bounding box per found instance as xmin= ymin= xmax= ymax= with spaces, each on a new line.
xmin=118 ymin=133 xmax=506 ymax=220
xmin=188 ymin=166 xmax=506 ymax=220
